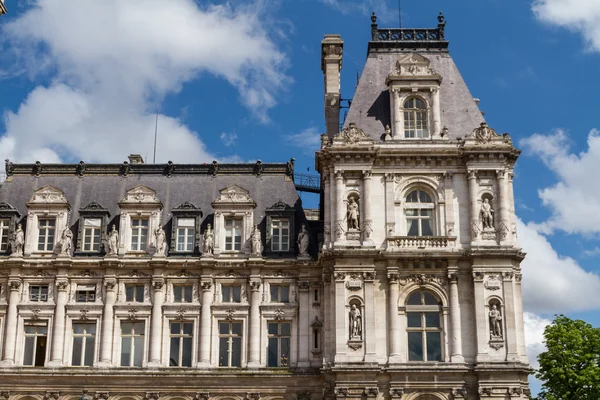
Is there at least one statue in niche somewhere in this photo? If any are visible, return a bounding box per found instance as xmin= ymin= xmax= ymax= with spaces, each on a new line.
xmin=155 ymin=227 xmax=167 ymax=256
xmin=203 ymin=224 xmax=214 ymax=254
xmin=348 ymin=303 xmax=362 ymax=339
xmin=347 ymin=197 xmax=360 ymax=230
xmin=489 ymin=304 xmax=503 ymax=338
xmin=480 ymin=198 xmax=495 ymax=230
xmin=10 ymin=223 xmax=24 ymax=256
xmin=251 ymin=225 xmax=262 ymax=256
xmin=58 ymin=227 xmax=73 ymax=255
xmin=297 ymin=223 xmax=310 ymax=257
xmin=108 ymin=225 xmax=119 ymax=255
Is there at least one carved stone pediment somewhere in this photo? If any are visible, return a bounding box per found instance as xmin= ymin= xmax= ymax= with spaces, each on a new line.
xmin=267 ymin=201 xmax=294 ymax=211
xmin=212 ymin=184 xmax=256 ymax=207
xmin=465 ymin=122 xmax=513 ymax=145
xmin=27 ymin=185 xmax=70 ymax=207
xmin=389 ymin=53 xmax=440 ymax=78
xmin=80 ymin=201 xmax=109 ymax=213
xmin=335 ymin=123 xmax=372 ymax=146
xmin=173 ymin=201 xmax=200 ymax=211
xmin=119 ymin=185 xmax=162 ymax=206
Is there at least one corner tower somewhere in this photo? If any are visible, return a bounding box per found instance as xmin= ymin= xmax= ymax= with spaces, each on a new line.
xmin=317 ymin=13 xmax=530 ymax=400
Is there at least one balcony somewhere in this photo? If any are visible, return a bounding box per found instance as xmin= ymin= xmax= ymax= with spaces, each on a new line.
xmin=386 ymin=236 xmax=456 ymax=251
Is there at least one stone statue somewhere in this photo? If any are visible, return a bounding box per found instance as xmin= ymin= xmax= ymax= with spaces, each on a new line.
xmin=480 ymin=198 xmax=494 ymax=230
xmin=58 ymin=227 xmax=73 ymax=256
xmin=251 ymin=225 xmax=262 ymax=256
xmin=108 ymin=225 xmax=119 ymax=255
xmin=297 ymin=223 xmax=309 ymax=257
xmin=155 ymin=227 xmax=167 ymax=256
xmin=347 ymin=197 xmax=359 ymax=230
xmin=10 ymin=223 xmax=24 ymax=256
xmin=489 ymin=304 xmax=503 ymax=338
xmin=203 ymin=224 xmax=214 ymax=254
xmin=348 ymin=304 xmax=362 ymax=339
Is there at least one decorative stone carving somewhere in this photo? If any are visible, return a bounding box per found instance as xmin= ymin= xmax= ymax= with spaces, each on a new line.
xmin=451 ymin=388 xmax=467 ymax=398
xmin=298 ymin=223 xmax=310 ymax=258
xmin=249 ymin=281 xmax=261 ymax=292
xmin=297 ymin=281 xmax=310 ymax=291
xmin=297 ymin=391 xmax=311 ymax=400
xmin=478 ymin=387 xmax=492 ymax=396
xmin=44 ymin=391 xmax=60 ymax=400
xmin=334 ymin=272 xmax=346 ymax=281
xmin=312 ymin=316 xmax=323 ymax=328
xmin=348 ymin=303 xmax=362 ymax=340
xmin=251 ymin=225 xmax=262 ymax=256
xmin=145 ymin=392 xmax=160 ymax=400
xmin=212 ymin=184 xmax=255 ymax=205
xmin=472 ymin=271 xmax=485 ymax=281
xmin=203 ymin=224 xmax=214 ymax=255
xmin=154 ymin=227 xmax=167 ymax=256
xmin=389 ymin=388 xmax=404 ymax=398
xmin=471 ymin=122 xmax=499 ymax=144
xmin=28 ymin=185 xmax=68 ymax=205
xmin=246 ymin=392 xmax=260 ymax=400
xmin=200 ymin=280 xmax=212 ymax=291
xmin=508 ymin=387 xmax=523 ymax=398
xmin=470 ymin=220 xmax=479 ymax=240
xmin=8 ymin=280 xmax=20 ymax=291
xmin=484 ymin=274 xmax=502 ymax=290
xmin=0 ymin=391 xmax=9 ymax=400
xmin=31 ymin=309 xmax=41 ymax=320
xmin=56 ymin=280 xmax=69 ymax=291
xmin=489 ymin=304 xmax=503 ymax=339
xmin=5 ymin=159 xmax=13 ymax=177
xmin=120 ymin=185 xmax=161 ymax=205
xmin=9 ymin=223 xmax=24 ymax=256
xmin=274 ymin=308 xmax=285 ymax=320
xmin=402 ymin=274 xmax=445 ymax=286
xmin=335 ymin=219 xmax=345 ymax=239
xmin=152 ymin=280 xmax=164 ymax=290
xmin=480 ymin=198 xmax=494 ymax=230
xmin=334 ymin=388 xmax=349 ymax=397
xmin=55 ymin=227 xmax=73 ymax=256
xmin=390 ymin=53 xmax=439 ymax=77
xmin=79 ymin=309 xmax=90 ymax=320
xmin=387 ymin=273 xmax=399 ymax=283
xmin=363 ymin=271 xmax=375 ymax=282
xmin=446 ymin=222 xmax=455 ymax=237
xmin=195 ymin=392 xmax=210 ymax=400
xmin=107 ymin=225 xmax=119 ymax=256
xmin=338 ymin=123 xmax=371 ymax=145
xmin=127 ymin=308 xmax=138 ymax=320
xmin=346 ymin=197 xmax=360 ymax=230
xmin=363 ymin=219 xmax=373 ymax=241
xmin=364 ymin=388 xmax=378 ymax=397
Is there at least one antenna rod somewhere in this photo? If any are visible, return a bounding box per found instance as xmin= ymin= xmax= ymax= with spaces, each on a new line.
xmin=153 ymin=107 xmax=158 ymax=163
xmin=398 ymin=0 xmax=402 ymax=28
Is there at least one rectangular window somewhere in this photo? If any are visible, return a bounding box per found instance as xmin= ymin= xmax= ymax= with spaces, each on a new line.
xmin=130 ymin=218 xmax=149 ymax=251
xmin=173 ymin=285 xmax=193 ymax=303
xmin=23 ymin=321 xmax=47 ymax=367
xmin=271 ymin=219 xmax=290 ymax=252
xmin=37 ymin=218 xmax=56 ymax=252
xmin=29 ymin=285 xmax=49 ymax=302
xmin=72 ymin=322 xmax=96 ymax=366
xmin=82 ymin=218 xmax=102 ymax=252
xmin=176 ymin=218 xmax=195 ymax=252
xmin=222 ymin=286 xmax=241 ymax=303
xmin=267 ymin=322 xmax=291 ymax=367
xmin=313 ymin=328 xmax=320 ymax=350
xmin=125 ymin=285 xmax=145 ymax=303
xmin=169 ymin=321 xmax=193 ymax=367
xmin=120 ymin=321 xmax=145 ymax=367
xmin=270 ymin=285 xmax=289 ymax=303
xmin=224 ymin=218 xmax=242 ymax=251
xmin=0 ymin=219 xmax=9 ymax=252
xmin=218 ymin=321 xmax=242 ymax=367
xmin=76 ymin=285 xmax=96 ymax=302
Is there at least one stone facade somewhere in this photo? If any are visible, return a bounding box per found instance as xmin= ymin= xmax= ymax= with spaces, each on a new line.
xmin=0 ymin=13 xmax=529 ymax=400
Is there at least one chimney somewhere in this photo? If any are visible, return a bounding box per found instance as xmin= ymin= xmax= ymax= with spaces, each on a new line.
xmin=128 ymin=154 xmax=145 ymax=164
xmin=321 ymin=34 xmax=343 ymax=139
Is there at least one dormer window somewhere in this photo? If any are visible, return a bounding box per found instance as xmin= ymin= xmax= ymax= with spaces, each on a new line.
xmin=117 ymin=185 xmax=163 ymax=255
xmin=76 ymin=202 xmax=110 ymax=255
xmin=211 ymin=185 xmax=256 ymax=256
xmin=37 ymin=219 xmax=56 ymax=252
xmin=0 ymin=202 xmax=21 ymax=255
xmin=82 ymin=218 xmax=101 ymax=252
xmin=131 ymin=218 xmax=149 ymax=251
xmin=224 ymin=217 xmax=243 ymax=251
xmin=24 ymin=185 xmax=70 ymax=256
xmin=170 ymin=202 xmax=202 ymax=256
xmin=265 ymin=201 xmax=295 ymax=257
xmin=403 ymin=97 xmax=428 ymax=138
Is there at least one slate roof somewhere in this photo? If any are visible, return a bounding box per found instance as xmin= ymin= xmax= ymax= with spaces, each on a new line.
xmin=344 ymin=27 xmax=485 ymax=140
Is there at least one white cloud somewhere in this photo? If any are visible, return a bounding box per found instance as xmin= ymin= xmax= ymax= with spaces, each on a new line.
xmin=518 ymin=218 xmax=600 ymax=313
xmin=284 ymin=126 xmax=322 ymax=155
xmin=533 ymin=0 xmax=600 ymax=52
xmin=220 ymin=132 xmax=238 ymax=147
xmin=0 ymin=0 xmax=289 ymax=163
xmin=523 ymin=312 xmax=551 ymax=370
xmin=520 ymin=129 xmax=600 ymax=235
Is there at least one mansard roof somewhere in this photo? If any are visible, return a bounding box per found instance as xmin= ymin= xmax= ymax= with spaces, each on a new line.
xmin=344 ymin=14 xmax=485 ymax=140
xmin=0 ymin=160 xmax=302 ymax=227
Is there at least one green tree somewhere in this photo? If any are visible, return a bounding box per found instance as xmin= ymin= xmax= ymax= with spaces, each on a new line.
xmin=535 ymin=315 xmax=600 ymax=400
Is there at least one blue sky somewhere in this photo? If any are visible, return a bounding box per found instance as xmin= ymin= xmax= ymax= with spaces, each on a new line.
xmin=1 ymin=0 xmax=600 ymax=394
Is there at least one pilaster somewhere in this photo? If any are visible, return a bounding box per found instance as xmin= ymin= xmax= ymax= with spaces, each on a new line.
xmin=98 ymin=276 xmax=116 ymax=367
xmin=198 ymin=279 xmax=213 ymax=367
xmin=247 ymin=279 xmax=262 ymax=368
xmin=387 ymin=264 xmax=401 ymax=363
xmin=448 ymin=261 xmax=464 ymax=363
xmin=0 ymin=278 xmax=21 ymax=366
xmin=148 ymin=277 xmax=165 ymax=366
xmin=48 ymin=278 xmax=69 ymax=367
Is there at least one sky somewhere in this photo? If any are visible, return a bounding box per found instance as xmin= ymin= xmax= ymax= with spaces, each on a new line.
xmin=1 ymin=0 xmax=600 ymax=394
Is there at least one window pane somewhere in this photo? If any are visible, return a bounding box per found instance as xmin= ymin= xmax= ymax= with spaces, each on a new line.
xmin=231 ymin=337 xmax=241 ymax=367
xmin=268 ymin=323 xmax=278 ymax=335
xmin=24 ymin=337 xmax=34 ymax=365
xmin=423 ymin=292 xmax=438 ymax=305
xmin=408 ymin=332 xmax=423 ymax=361
xmin=84 ymin=336 xmax=95 ymax=366
xmin=425 ymin=312 xmax=440 ymax=328
xmin=426 ymin=332 xmax=442 ymax=361
xmin=270 ymin=286 xmax=278 ymax=302
xmin=232 ymin=286 xmax=241 ymax=303
xmin=178 ymin=218 xmax=195 ymax=227
xmin=35 ymin=336 xmax=46 ymax=366
xmin=126 ymin=286 xmax=134 ymax=302
xmin=170 ymin=337 xmax=180 ymax=366
xmin=419 ymin=191 xmax=432 ymax=203
xmin=222 ymin=286 xmax=231 ymax=302
xmin=407 ymin=292 xmax=422 ymax=305
xmin=87 ymin=323 xmax=96 ymax=335
xmin=407 ymin=313 xmax=422 ymax=328
xmin=183 ymin=322 xmax=193 ymax=335
xmin=120 ymin=337 xmax=131 ymax=366
xmin=231 ymin=323 xmax=242 ymax=336
xmin=135 ymin=287 xmax=144 ymax=303
xmin=219 ymin=337 xmax=228 ymax=366
xmin=280 ymin=286 xmax=289 ymax=303
xmin=219 ymin=323 xmax=229 ymax=335
xmin=174 ymin=286 xmax=182 ymax=303
xmin=72 ymin=337 xmax=83 ymax=366
xmin=171 ymin=322 xmax=180 ymax=335
xmin=407 ymin=219 xmax=419 ymax=236
xmin=133 ymin=336 xmax=144 ymax=367
xmin=280 ymin=322 xmax=291 ymax=336
xmin=184 ymin=286 xmax=193 ymax=302
xmin=73 ymin=323 xmax=85 ymax=334
xmin=267 ymin=337 xmax=278 ymax=367
xmin=182 ymin=337 xmax=192 ymax=367
xmin=281 ymin=338 xmax=290 ymax=366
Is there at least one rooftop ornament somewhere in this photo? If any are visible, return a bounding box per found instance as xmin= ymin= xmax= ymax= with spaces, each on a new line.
xmin=370 ymin=11 xmax=448 ymax=46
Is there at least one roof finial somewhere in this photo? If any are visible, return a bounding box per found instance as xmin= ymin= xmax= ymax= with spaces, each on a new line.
xmin=371 ymin=12 xmax=377 ymax=25
xmin=437 ymin=11 xmax=445 ymax=25
xmin=437 ymin=11 xmax=446 ymax=39
xmin=371 ymin=12 xmax=378 ymax=41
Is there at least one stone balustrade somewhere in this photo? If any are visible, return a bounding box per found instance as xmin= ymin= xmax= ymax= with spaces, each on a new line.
xmin=386 ymin=236 xmax=456 ymax=250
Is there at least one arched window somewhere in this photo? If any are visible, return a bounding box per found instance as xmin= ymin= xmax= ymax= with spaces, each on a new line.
xmin=403 ymin=97 xmax=428 ymax=138
xmin=406 ymin=290 xmax=442 ymax=362
xmin=405 ymin=190 xmax=434 ymax=236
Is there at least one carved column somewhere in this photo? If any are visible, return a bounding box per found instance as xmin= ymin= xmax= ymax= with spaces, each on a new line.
xmin=387 ymin=271 xmax=401 ymax=362
xmin=323 ymin=173 xmax=331 ymax=248
xmin=49 ymin=279 xmax=69 ymax=366
xmin=362 ymin=171 xmax=373 ymax=244
xmin=334 ymin=170 xmax=345 ymax=243
xmin=468 ymin=170 xmax=479 ymax=241
xmin=198 ymin=280 xmax=213 ymax=366
xmin=385 ymin=173 xmax=395 ymax=237
xmin=497 ymin=169 xmax=510 ymax=242
xmin=503 ymin=272 xmax=519 ymax=361
xmin=248 ymin=280 xmax=262 ymax=367
xmin=391 ymin=89 xmax=402 ymax=138
xmin=364 ymin=271 xmax=376 ymax=362
xmin=431 ymin=87 xmax=441 ymax=136
xmin=334 ymin=272 xmax=346 ymax=361
xmin=448 ymin=266 xmax=464 ymax=362
xmin=298 ymin=281 xmax=310 ymax=367
xmin=514 ymin=273 xmax=527 ymax=362
xmin=444 ymin=172 xmax=455 ymax=236
xmin=473 ymin=271 xmax=488 ymax=362
xmin=322 ymin=272 xmax=332 ymax=364
xmin=99 ymin=278 xmax=117 ymax=366
xmin=1 ymin=280 xmax=21 ymax=365
xmin=148 ymin=279 xmax=165 ymax=366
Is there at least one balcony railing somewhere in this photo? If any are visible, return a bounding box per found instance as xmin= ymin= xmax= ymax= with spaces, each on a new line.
xmin=369 ymin=12 xmax=448 ymax=50
xmin=386 ymin=236 xmax=456 ymax=250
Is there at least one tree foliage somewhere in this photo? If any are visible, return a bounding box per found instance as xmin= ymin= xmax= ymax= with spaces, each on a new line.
xmin=535 ymin=315 xmax=600 ymax=400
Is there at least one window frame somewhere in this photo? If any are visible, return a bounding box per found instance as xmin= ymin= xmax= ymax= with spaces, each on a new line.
xmin=125 ymin=284 xmax=145 ymax=303
xmin=265 ymin=201 xmax=296 ymax=257
xmin=402 ymin=96 xmax=430 ymax=139
xmin=169 ymin=321 xmax=194 ymax=367
xmin=404 ymin=189 xmax=436 ymax=237
xmin=120 ymin=320 xmax=145 ymax=367
xmin=405 ymin=290 xmax=443 ymax=362
xmin=170 ymin=202 xmax=203 ymax=256
xmin=29 ymin=285 xmax=49 ymax=302
xmin=76 ymin=202 xmax=111 ymax=255
xmin=224 ymin=217 xmax=243 ymax=252
xmin=221 ymin=285 xmax=242 ymax=303
xmin=270 ymin=285 xmax=290 ymax=303
xmin=270 ymin=218 xmax=290 ymax=252
xmin=130 ymin=217 xmax=150 ymax=252
xmin=172 ymin=285 xmax=193 ymax=303
xmin=37 ymin=218 xmax=56 ymax=252
xmin=218 ymin=321 xmax=243 ymax=367
xmin=23 ymin=321 xmax=48 ymax=367
xmin=71 ymin=321 xmax=96 ymax=367
xmin=267 ymin=321 xmax=291 ymax=367
xmin=75 ymin=284 xmax=96 ymax=303
xmin=0 ymin=202 xmax=21 ymax=255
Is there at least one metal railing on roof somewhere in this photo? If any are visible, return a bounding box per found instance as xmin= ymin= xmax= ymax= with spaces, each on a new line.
xmin=370 ymin=11 xmax=447 ymax=42
xmin=294 ymin=173 xmax=320 ymax=194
